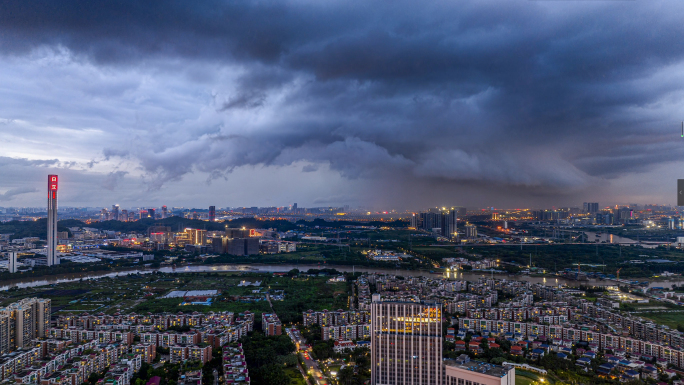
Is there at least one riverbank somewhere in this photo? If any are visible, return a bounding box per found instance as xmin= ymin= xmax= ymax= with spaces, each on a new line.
xmin=4 ymin=262 xmax=684 ymax=291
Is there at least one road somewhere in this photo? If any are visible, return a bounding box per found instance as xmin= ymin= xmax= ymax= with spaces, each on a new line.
xmin=301 ymin=352 xmax=328 ymax=385
xmin=286 ymin=328 xmax=330 ymax=385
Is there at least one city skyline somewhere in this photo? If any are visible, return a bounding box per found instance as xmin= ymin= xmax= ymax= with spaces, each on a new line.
xmin=0 ymin=1 xmax=682 ymax=209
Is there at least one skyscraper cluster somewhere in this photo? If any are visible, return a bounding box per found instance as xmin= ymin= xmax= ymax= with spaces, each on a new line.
xmin=209 ymin=228 xmax=259 ymax=256
xmin=583 ymin=202 xmax=599 ymax=214
xmin=410 ymin=207 xmax=461 ymax=238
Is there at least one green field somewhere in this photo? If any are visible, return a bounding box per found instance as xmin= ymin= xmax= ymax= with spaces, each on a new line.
xmin=516 ymin=377 xmax=536 ymax=385
xmin=0 ymin=270 xmax=353 ymax=326
xmin=632 ymin=311 xmax=684 ymax=329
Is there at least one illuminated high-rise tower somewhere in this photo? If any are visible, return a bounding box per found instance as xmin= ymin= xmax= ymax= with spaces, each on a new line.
xmin=209 ymin=206 xmax=216 ymax=222
xmin=47 ymin=175 xmax=59 ymax=266
xmin=371 ymin=295 xmax=442 ymax=385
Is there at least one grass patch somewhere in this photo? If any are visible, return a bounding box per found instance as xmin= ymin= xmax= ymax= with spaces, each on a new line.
xmin=516 ymin=377 xmax=536 ymax=385
xmin=515 ymin=369 xmax=551 ymax=385
xmin=632 ymin=311 xmax=684 ymax=329
xmin=284 ymin=367 xmax=307 ymax=385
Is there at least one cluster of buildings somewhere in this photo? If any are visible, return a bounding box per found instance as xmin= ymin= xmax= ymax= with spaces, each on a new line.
xmin=41 ymin=309 xmax=255 ymax=384
xmin=302 ymin=309 xmax=371 ymax=341
xmin=261 ymin=313 xmax=281 ymax=336
xmin=351 ymin=271 xmax=684 ymax=384
xmin=222 ymin=344 xmax=249 ymax=384
xmin=348 ymin=274 xmax=684 ymax=384
xmin=410 ymin=207 xmax=462 ymax=238
xmin=0 ymin=338 xmax=143 ymax=385
xmin=258 ymin=240 xmax=297 ymax=254
xmin=527 ymin=202 xmax=683 ymax=227
xmin=366 ymin=249 xmax=410 ymax=262
xmin=134 ymin=226 xmax=258 ymax=255
xmin=442 ymin=257 xmax=500 ymax=271
xmin=353 ymin=275 xmax=372 ymax=310
xmin=100 ymin=205 xmax=172 ymax=222
xmin=54 ymin=310 xmax=255 ymax=350
xmin=0 ymin=298 xmax=141 ymax=385
xmin=369 ymin=292 xmax=516 ymax=385
xmin=141 ymin=226 xmax=297 ymax=256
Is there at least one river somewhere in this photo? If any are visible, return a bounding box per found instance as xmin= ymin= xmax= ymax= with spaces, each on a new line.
xmin=2 ymin=263 xmax=684 ymax=291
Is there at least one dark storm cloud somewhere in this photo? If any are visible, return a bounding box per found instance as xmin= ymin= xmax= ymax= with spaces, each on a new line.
xmin=219 ymin=91 xmax=267 ymax=111
xmin=1 ymin=0 xmax=684 ymax=206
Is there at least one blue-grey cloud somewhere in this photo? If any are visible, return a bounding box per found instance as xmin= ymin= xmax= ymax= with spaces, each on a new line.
xmin=0 ymin=0 xmax=683 ymax=208
xmin=0 ymin=187 xmax=38 ymax=201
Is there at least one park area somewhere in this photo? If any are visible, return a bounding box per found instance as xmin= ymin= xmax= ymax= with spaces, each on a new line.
xmin=0 ymin=270 xmax=353 ymax=326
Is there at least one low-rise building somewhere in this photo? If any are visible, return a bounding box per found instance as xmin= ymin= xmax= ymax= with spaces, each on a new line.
xmin=444 ymin=355 xmax=515 ymax=385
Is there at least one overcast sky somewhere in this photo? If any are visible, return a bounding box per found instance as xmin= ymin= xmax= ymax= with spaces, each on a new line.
xmin=0 ymin=0 xmax=682 ymax=210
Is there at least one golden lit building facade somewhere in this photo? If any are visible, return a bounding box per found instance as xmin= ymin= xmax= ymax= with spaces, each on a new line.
xmin=371 ymin=296 xmax=442 ymax=385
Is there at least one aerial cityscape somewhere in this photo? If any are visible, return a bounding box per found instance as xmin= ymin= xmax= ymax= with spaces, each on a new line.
xmin=2 ymin=1 xmax=684 ymax=385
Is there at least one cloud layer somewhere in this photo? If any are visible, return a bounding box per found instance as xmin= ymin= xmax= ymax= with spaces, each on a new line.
xmin=0 ymin=0 xmax=682 ymax=208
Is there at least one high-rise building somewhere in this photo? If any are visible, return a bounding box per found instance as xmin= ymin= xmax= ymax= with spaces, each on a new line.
xmin=121 ymin=209 xmax=128 ymax=222
xmin=209 ymin=206 xmax=216 ymax=222
xmin=371 ymin=295 xmax=442 ymax=385
xmin=112 ymin=205 xmax=120 ymax=221
xmin=584 ymin=202 xmax=599 ymax=214
xmin=464 ymin=224 xmax=477 ymax=239
xmin=0 ymin=298 xmax=51 ymax=352
xmin=36 ymin=298 xmax=50 ymax=338
xmin=596 ymin=212 xmax=614 ymax=225
xmin=225 ymin=228 xmax=250 ymax=238
xmin=0 ymin=310 xmax=9 ymax=354
xmin=185 ymin=229 xmax=207 ymax=245
xmin=7 ymin=252 xmax=17 ymax=274
xmin=410 ymin=213 xmax=419 ymax=229
xmin=148 ymin=208 xmax=156 ymax=219
xmin=47 ymin=175 xmax=59 ymax=266
xmin=224 ymin=237 xmax=259 ymax=256
xmin=617 ymin=208 xmax=633 ymax=223
xmin=415 ymin=208 xmax=458 ymax=238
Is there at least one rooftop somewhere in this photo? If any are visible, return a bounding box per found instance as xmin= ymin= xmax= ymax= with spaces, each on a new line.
xmin=444 ymin=357 xmax=511 ymax=378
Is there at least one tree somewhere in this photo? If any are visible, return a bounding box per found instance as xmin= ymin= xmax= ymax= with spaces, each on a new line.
xmin=338 ymin=366 xmax=356 ymax=385
xmin=252 ymin=364 xmax=290 ymax=385
xmin=278 ymin=354 xmax=299 ymax=367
